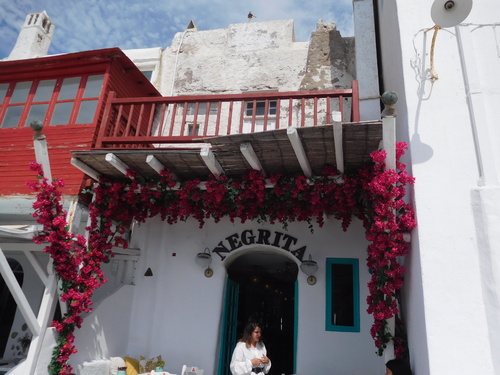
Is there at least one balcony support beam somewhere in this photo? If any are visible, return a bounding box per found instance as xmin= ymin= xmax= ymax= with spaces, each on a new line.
xmin=71 ymin=157 xmax=100 ymax=181
xmin=105 ymin=153 xmax=132 ymax=177
xmin=200 ymin=146 xmax=224 ymax=177
xmin=146 ymin=155 xmax=180 ymax=182
xmin=287 ymin=126 xmax=312 ymax=178
xmin=240 ymin=142 xmax=265 ymax=175
xmin=332 ymin=111 xmax=344 ymax=173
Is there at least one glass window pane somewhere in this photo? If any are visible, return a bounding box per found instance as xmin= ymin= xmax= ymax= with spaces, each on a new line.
xmin=24 ymin=104 xmax=49 ymax=127
xmin=33 ymin=80 xmax=56 ymax=102
xmin=83 ymin=75 xmax=104 ymax=98
xmin=326 ymin=258 xmax=359 ymax=332
xmin=246 ymin=101 xmax=275 ymax=117
xmin=141 ymin=71 xmax=153 ymax=81
xmin=58 ymin=77 xmax=80 ymax=100
xmin=76 ymin=100 xmax=98 ymax=124
xmin=50 ymin=102 xmax=73 ymax=125
xmin=1 ymin=106 xmax=23 ymax=128
xmin=10 ymin=81 xmax=32 ymax=104
xmin=255 ymin=102 xmax=266 ymax=116
xmin=269 ymin=101 xmax=277 ymax=115
xmin=0 ymin=83 xmax=9 ymax=102
xmin=188 ymin=102 xmax=210 ymax=115
xmin=331 ymin=263 xmax=354 ymax=327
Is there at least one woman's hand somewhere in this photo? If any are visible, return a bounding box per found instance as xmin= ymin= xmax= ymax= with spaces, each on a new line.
xmin=260 ymin=355 xmax=270 ymax=364
xmin=251 ymin=358 xmax=262 ymax=366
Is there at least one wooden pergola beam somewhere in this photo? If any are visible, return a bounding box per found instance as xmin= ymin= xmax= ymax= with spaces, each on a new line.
xmin=71 ymin=157 xmax=100 ymax=181
xmin=105 ymin=153 xmax=131 ymax=177
xmin=332 ymin=111 xmax=344 ymax=173
xmin=200 ymin=146 xmax=224 ymax=177
xmin=146 ymin=155 xmax=180 ymax=182
xmin=240 ymin=142 xmax=265 ymax=175
xmin=287 ymin=126 xmax=312 ymax=178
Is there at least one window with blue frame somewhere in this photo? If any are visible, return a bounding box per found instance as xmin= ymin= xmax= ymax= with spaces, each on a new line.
xmin=326 ymin=258 xmax=360 ymax=332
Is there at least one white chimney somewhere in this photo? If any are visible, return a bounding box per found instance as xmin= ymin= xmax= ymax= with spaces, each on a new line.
xmin=7 ymin=11 xmax=55 ymax=60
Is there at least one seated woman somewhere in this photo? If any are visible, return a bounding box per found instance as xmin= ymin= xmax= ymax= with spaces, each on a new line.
xmin=230 ymin=322 xmax=271 ymax=375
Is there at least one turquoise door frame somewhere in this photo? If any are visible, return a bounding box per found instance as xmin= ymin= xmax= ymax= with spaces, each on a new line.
xmin=218 ymin=278 xmax=298 ymax=375
xmin=217 ymin=278 xmax=239 ymax=375
xmin=293 ymin=280 xmax=298 ymax=374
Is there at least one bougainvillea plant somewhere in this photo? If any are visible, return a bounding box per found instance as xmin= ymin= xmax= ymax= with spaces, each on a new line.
xmin=28 ymin=142 xmax=415 ymax=374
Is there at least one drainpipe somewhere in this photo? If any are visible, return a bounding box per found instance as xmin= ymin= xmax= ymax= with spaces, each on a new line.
xmin=455 ymin=25 xmax=498 ymax=186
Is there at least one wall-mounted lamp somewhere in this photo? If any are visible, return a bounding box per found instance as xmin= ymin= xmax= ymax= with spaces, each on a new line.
xmin=427 ymin=0 xmax=473 ymax=80
xmin=195 ymin=248 xmax=213 ymax=277
xmin=300 ymin=255 xmax=318 ymax=285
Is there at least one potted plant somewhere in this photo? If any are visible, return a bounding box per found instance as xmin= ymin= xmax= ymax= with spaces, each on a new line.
xmin=155 ymin=355 xmax=165 ymax=372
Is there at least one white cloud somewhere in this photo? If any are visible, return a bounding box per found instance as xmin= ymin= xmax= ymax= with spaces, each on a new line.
xmin=0 ymin=0 xmax=353 ymax=59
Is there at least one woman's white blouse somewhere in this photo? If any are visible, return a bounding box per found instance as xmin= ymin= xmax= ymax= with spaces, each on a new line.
xmin=230 ymin=341 xmax=271 ymax=375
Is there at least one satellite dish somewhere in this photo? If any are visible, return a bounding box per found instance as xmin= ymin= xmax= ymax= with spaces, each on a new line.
xmin=431 ymin=0 xmax=473 ymax=28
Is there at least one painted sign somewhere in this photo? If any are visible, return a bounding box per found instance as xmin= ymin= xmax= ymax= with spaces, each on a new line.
xmin=211 ymin=229 xmax=306 ymax=261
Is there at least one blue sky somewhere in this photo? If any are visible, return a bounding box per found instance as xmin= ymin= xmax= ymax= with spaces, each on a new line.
xmin=0 ymin=0 xmax=354 ymax=59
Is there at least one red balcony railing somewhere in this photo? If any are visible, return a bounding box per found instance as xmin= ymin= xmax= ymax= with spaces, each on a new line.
xmin=95 ymin=81 xmax=359 ymax=149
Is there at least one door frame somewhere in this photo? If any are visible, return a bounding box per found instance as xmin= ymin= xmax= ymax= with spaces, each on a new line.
xmin=218 ymin=248 xmax=299 ymax=375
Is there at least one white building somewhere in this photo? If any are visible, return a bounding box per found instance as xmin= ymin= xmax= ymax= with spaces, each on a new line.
xmin=0 ymin=1 xmax=499 ymax=375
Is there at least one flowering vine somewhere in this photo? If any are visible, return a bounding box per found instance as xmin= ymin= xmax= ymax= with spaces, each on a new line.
xmin=27 ymin=162 xmax=111 ymax=375
xmin=29 ymin=142 xmax=415 ymax=373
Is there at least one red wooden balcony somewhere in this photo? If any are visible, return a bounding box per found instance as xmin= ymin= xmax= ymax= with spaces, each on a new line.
xmin=72 ymin=80 xmax=382 ymax=182
xmin=95 ymin=82 xmax=359 ymax=149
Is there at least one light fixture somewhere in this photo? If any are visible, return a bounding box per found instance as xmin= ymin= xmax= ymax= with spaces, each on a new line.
xmin=195 ymin=248 xmax=213 ymax=277
xmin=300 ymin=255 xmax=318 ymax=285
xmin=428 ymin=0 xmax=473 ymax=80
xmin=431 ymin=0 xmax=473 ymax=28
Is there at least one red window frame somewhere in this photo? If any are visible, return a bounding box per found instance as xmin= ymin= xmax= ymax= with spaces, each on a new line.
xmin=0 ymin=74 xmax=103 ymax=129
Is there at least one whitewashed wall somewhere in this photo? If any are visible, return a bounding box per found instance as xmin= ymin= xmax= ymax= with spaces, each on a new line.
xmin=376 ymin=1 xmax=500 ymax=374
xmin=77 ymin=216 xmax=387 ymax=375
xmin=159 ymin=20 xmax=308 ymax=97
xmin=2 ymin=252 xmax=46 ymax=360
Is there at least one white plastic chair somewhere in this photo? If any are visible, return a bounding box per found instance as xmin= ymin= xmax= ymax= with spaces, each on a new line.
xmin=180 ymin=365 xmax=204 ymax=375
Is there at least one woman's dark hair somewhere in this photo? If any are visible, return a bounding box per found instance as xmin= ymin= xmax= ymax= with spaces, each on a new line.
xmin=386 ymin=359 xmax=413 ymax=375
xmin=240 ymin=322 xmax=262 ymax=348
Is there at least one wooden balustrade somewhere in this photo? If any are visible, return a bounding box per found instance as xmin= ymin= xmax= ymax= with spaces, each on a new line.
xmin=95 ymin=81 xmax=359 ymax=148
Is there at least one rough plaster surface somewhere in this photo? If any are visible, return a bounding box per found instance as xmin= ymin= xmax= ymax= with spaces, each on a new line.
xmin=299 ymin=20 xmax=355 ymax=90
xmin=7 ymin=12 xmax=54 ymax=60
xmin=159 ymin=19 xmax=355 ymax=96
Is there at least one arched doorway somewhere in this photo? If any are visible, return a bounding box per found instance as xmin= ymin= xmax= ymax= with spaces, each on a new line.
xmin=219 ymin=250 xmax=298 ymax=375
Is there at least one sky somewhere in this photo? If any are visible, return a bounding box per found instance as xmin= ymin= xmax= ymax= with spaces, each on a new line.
xmin=0 ymin=0 xmax=354 ymax=59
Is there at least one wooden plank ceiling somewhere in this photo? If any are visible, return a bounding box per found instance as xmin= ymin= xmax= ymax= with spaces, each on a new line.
xmin=71 ymin=121 xmax=382 ymax=182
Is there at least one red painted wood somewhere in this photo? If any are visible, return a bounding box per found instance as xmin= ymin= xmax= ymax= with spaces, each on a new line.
xmin=215 ymin=101 xmax=222 ymax=136
xmin=168 ymin=103 xmax=177 ymax=137
xmin=0 ymin=49 xmax=162 ymax=196
xmin=351 ymin=80 xmax=360 ymax=122
xmin=275 ymin=98 xmax=281 ymax=129
xmin=263 ymin=100 xmax=269 ymax=131
xmin=0 ymin=126 xmax=95 ymax=195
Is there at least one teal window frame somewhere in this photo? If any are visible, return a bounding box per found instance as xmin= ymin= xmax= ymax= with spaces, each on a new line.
xmin=325 ymin=258 xmax=360 ymax=332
